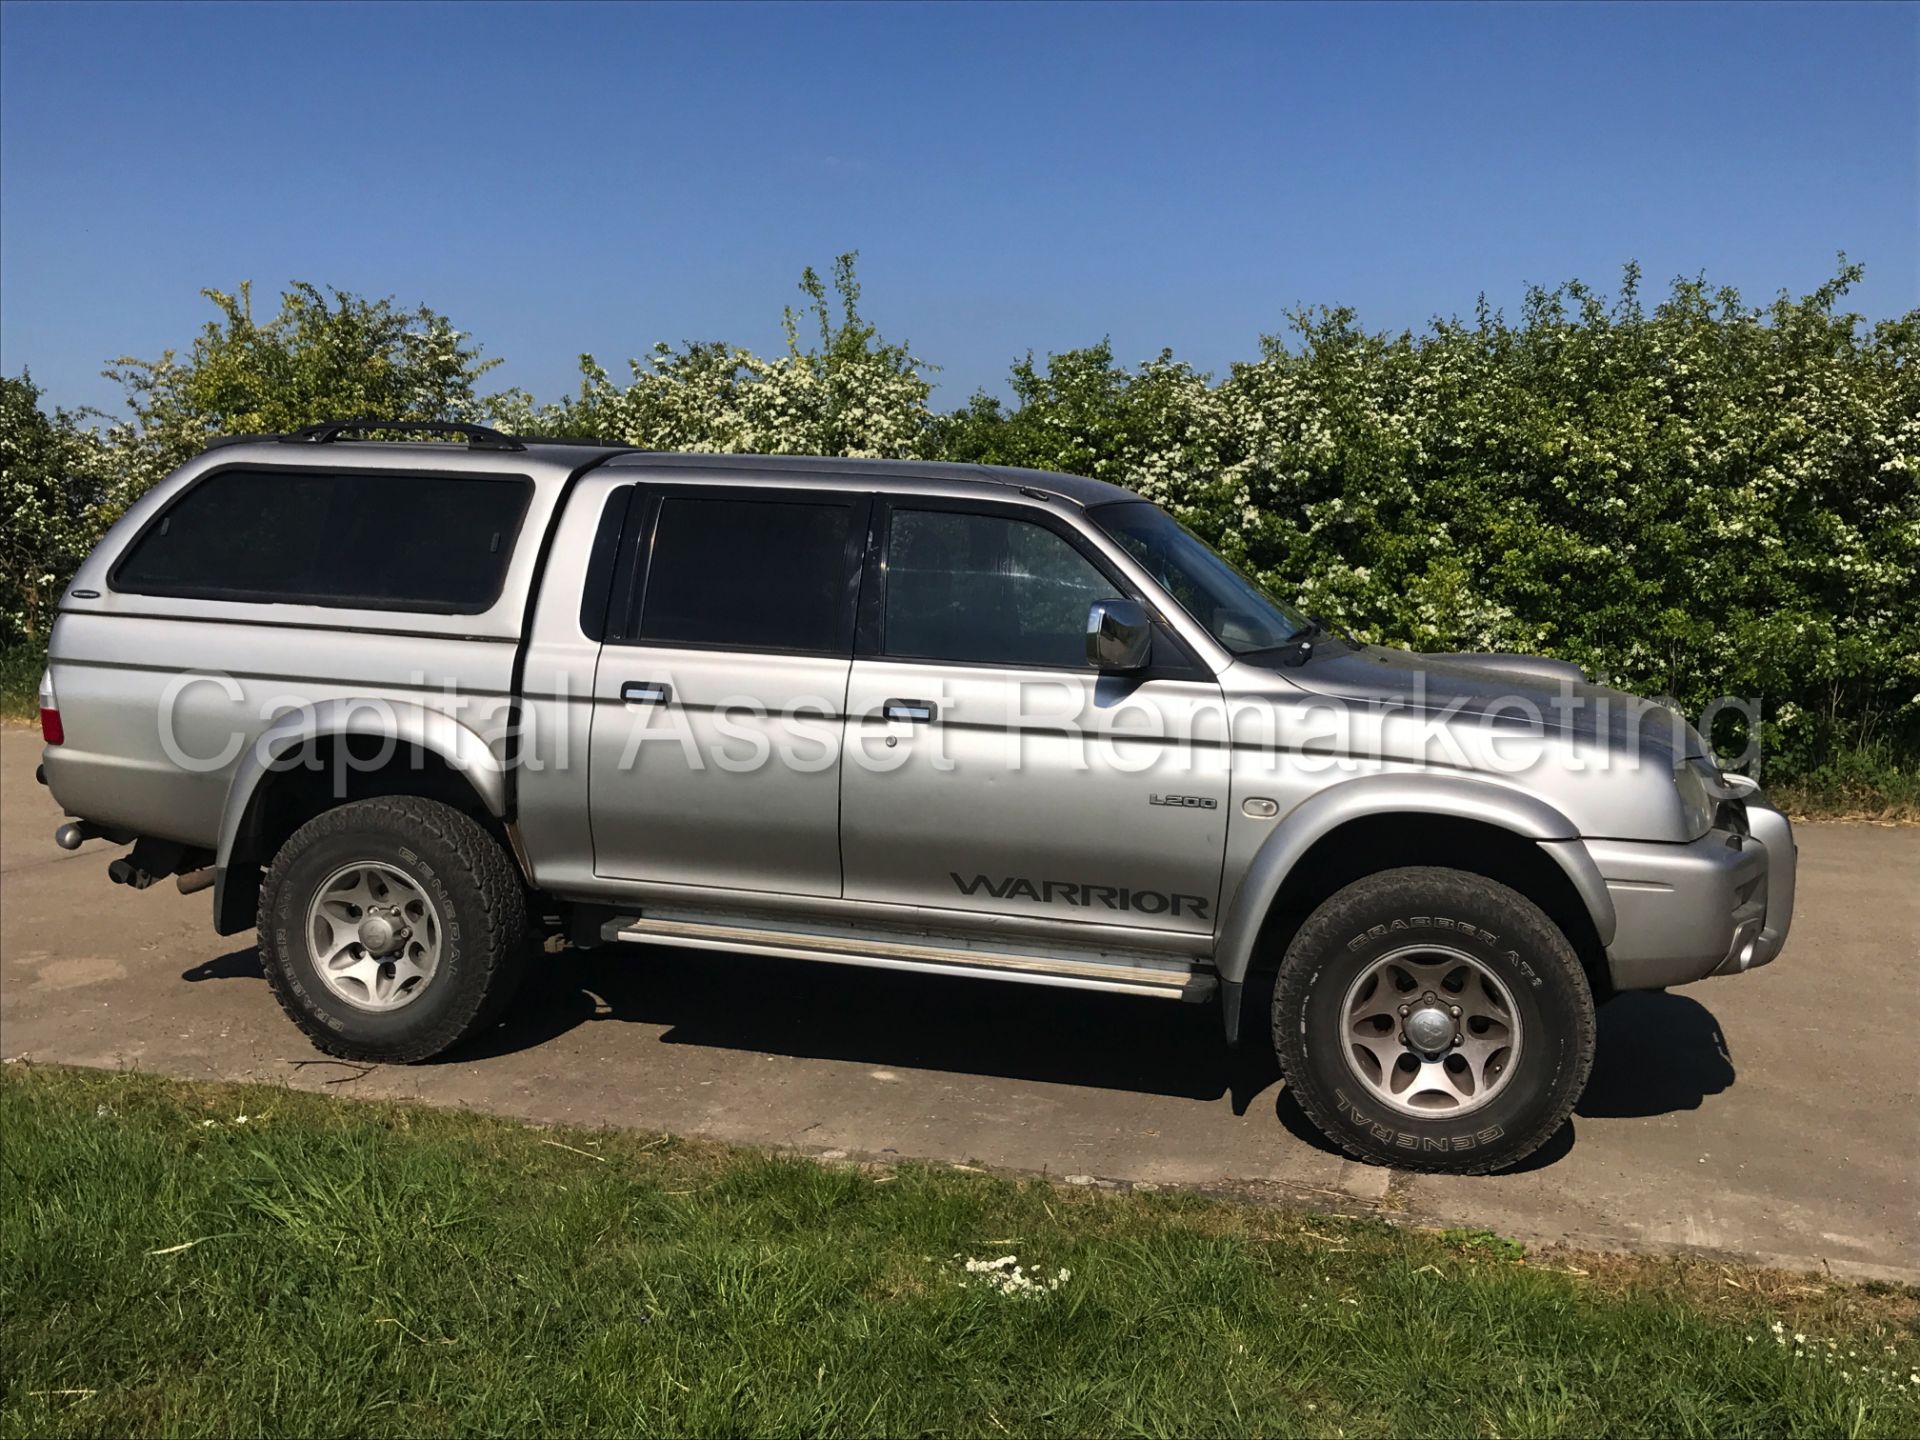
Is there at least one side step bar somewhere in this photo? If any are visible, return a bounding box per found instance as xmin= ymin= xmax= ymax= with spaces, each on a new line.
xmin=603 ymin=914 xmax=1217 ymax=1003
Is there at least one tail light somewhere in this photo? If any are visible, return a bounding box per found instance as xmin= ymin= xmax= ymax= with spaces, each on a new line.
xmin=37 ymin=669 xmax=63 ymax=746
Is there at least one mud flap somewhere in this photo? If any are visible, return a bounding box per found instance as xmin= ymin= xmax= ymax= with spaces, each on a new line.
xmin=1220 ymin=977 xmax=1243 ymax=1045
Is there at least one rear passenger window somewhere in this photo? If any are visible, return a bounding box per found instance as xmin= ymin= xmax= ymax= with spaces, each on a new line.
xmin=637 ymin=495 xmax=857 ymax=653
xmin=883 ymin=508 xmax=1120 ymax=668
xmin=113 ymin=468 xmax=532 ymax=613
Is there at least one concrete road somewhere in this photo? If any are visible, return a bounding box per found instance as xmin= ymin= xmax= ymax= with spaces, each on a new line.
xmin=4 ymin=727 xmax=1915 ymax=1280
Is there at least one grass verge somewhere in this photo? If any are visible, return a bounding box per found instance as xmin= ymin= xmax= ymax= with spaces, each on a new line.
xmin=0 ymin=645 xmax=42 ymax=723
xmin=1769 ymin=749 xmax=1920 ymax=824
xmin=3 ymin=1065 xmax=1916 ymax=1438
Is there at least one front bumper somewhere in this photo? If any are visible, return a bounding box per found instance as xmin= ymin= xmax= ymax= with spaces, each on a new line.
xmin=1581 ymin=795 xmax=1796 ymax=992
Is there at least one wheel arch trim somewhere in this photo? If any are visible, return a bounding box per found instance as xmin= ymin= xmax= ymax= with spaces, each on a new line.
xmin=1213 ymin=773 xmax=1617 ymax=988
xmin=212 ymin=699 xmax=508 ymax=933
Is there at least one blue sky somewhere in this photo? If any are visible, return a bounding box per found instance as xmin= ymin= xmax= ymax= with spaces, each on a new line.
xmin=2 ymin=0 xmax=1914 ymax=418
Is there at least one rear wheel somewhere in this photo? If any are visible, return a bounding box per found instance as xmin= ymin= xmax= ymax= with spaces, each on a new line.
xmin=1272 ymin=866 xmax=1595 ymax=1174
xmin=257 ymin=796 xmax=528 ymax=1062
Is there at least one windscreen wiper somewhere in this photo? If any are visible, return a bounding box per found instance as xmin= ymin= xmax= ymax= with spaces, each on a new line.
xmin=1310 ymin=612 xmax=1363 ymax=650
xmin=1242 ymin=618 xmax=1325 ymax=667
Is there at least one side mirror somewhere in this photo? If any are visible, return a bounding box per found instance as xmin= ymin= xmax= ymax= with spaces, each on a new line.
xmin=1085 ymin=598 xmax=1152 ymax=671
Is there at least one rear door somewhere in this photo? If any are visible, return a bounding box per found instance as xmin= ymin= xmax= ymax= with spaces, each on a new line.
xmin=837 ymin=497 xmax=1231 ymax=936
xmin=587 ymin=485 xmax=870 ymax=896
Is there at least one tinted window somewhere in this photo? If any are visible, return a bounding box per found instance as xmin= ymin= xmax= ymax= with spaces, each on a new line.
xmin=638 ymin=496 xmax=855 ymax=653
xmin=883 ymin=509 xmax=1119 ymax=668
xmin=113 ymin=468 xmax=532 ymax=613
xmin=580 ymin=487 xmax=637 ymax=640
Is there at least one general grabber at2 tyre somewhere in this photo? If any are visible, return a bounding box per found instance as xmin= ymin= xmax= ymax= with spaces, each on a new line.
xmin=257 ymin=796 xmax=529 ymax=1064
xmin=1271 ymin=866 xmax=1596 ymax=1174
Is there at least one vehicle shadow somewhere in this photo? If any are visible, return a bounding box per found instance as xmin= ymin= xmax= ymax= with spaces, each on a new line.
xmin=453 ymin=943 xmax=1238 ymax=1100
xmin=1578 ymin=989 xmax=1735 ymax=1118
xmin=186 ymin=940 xmax=1737 ymax=1152
xmin=180 ymin=948 xmax=265 ymax=982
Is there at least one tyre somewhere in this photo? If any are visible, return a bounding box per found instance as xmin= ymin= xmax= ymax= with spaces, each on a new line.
xmin=257 ymin=796 xmax=529 ymax=1063
xmin=1271 ymin=866 xmax=1595 ymax=1174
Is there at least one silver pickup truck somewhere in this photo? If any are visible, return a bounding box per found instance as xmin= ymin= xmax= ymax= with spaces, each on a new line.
xmin=36 ymin=420 xmax=1796 ymax=1173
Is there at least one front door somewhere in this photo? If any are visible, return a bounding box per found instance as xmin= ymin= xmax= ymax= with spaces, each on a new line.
xmin=588 ymin=486 xmax=869 ymax=897
xmin=838 ymin=499 xmax=1230 ymax=936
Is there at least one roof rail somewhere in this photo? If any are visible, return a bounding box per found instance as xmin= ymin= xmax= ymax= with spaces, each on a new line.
xmin=281 ymin=418 xmax=525 ymax=452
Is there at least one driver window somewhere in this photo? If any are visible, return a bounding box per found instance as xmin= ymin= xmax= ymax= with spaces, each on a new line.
xmin=883 ymin=509 xmax=1120 ymax=668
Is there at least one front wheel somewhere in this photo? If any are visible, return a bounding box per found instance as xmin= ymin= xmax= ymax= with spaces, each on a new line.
xmin=1272 ymin=866 xmax=1595 ymax=1174
xmin=257 ymin=796 xmax=529 ymax=1063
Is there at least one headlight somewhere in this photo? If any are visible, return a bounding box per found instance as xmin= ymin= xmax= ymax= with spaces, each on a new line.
xmin=1674 ymin=760 xmax=1714 ymax=840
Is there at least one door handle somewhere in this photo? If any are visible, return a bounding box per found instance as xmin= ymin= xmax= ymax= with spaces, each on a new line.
xmin=881 ymin=698 xmax=936 ymax=723
xmin=621 ymin=681 xmax=672 ymax=705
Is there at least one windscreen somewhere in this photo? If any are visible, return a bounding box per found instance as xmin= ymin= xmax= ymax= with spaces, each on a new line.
xmin=1089 ymin=499 xmax=1309 ymax=654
